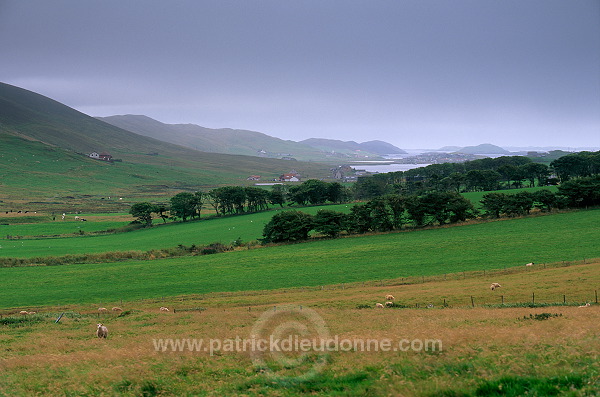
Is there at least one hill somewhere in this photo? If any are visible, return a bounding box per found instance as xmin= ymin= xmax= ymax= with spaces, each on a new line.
xmin=300 ymin=138 xmax=405 ymax=157
xmin=455 ymin=143 xmax=510 ymax=155
xmin=97 ymin=115 xmax=336 ymax=162
xmin=0 ymin=83 xmax=331 ymax=209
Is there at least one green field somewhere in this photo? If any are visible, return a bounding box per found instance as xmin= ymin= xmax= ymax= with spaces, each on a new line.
xmin=0 ymin=204 xmax=353 ymax=258
xmin=1 ymin=209 xmax=598 ymax=308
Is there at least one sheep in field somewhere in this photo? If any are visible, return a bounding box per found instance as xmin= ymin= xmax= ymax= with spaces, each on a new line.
xmin=159 ymin=307 xmax=170 ymax=312
xmin=112 ymin=307 xmax=123 ymax=312
xmin=525 ymin=262 xmax=534 ymax=267
xmin=96 ymin=323 xmax=108 ymax=339
xmin=385 ymin=301 xmax=394 ymax=307
xmin=98 ymin=307 xmax=108 ymax=313
xmin=19 ymin=310 xmax=28 ymax=315
xmin=385 ymin=294 xmax=395 ymax=301
xmin=579 ymin=302 xmax=591 ymax=308
xmin=375 ymin=303 xmax=384 ymax=308
xmin=490 ymin=283 xmax=502 ymax=291
xmin=27 ymin=311 xmax=36 ymax=315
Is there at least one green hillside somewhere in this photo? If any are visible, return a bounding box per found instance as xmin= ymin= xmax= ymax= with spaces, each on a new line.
xmin=0 ymin=83 xmax=331 ymax=209
xmin=98 ymin=115 xmax=341 ymax=162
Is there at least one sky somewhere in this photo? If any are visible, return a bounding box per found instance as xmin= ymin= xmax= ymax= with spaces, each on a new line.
xmin=1 ymin=1 xmax=599 ymax=150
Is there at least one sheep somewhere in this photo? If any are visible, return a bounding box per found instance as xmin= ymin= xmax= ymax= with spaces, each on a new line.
xmin=385 ymin=294 xmax=395 ymax=301
xmin=159 ymin=307 xmax=170 ymax=312
xmin=98 ymin=307 xmax=108 ymax=313
xmin=74 ymin=216 xmax=79 ymax=220
xmin=19 ymin=310 xmax=28 ymax=315
xmin=375 ymin=303 xmax=384 ymax=308
xmin=96 ymin=323 xmax=108 ymax=338
xmin=27 ymin=311 xmax=36 ymax=315
xmin=111 ymin=307 xmax=122 ymax=312
xmin=490 ymin=283 xmax=502 ymax=291
xmin=525 ymin=262 xmax=534 ymax=267
xmin=385 ymin=301 xmax=394 ymax=307
xmin=578 ymin=302 xmax=591 ymax=308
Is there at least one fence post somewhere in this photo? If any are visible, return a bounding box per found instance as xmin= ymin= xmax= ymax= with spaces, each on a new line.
xmin=563 ymin=295 xmax=566 ymax=304
xmin=470 ymin=296 xmax=475 ymax=308
xmin=501 ymin=295 xmax=504 ymax=305
xmin=443 ymin=298 xmax=446 ymax=307
xmin=532 ymin=292 xmax=535 ymax=304
xmin=596 ymin=290 xmax=598 ymax=304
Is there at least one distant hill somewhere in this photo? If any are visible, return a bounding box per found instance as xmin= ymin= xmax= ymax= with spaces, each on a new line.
xmin=0 ymin=82 xmax=330 ymax=208
xmin=97 ymin=115 xmax=337 ymax=161
xmin=437 ymin=146 xmax=462 ymax=152
xmin=300 ymin=138 xmax=405 ymax=156
xmin=455 ymin=143 xmax=510 ymax=155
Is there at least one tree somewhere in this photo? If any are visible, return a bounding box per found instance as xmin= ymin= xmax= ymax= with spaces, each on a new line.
xmin=262 ymin=210 xmax=314 ymax=243
xmin=532 ymin=189 xmax=557 ymax=212
xmin=129 ymin=202 xmax=157 ymax=226
xmin=481 ymin=192 xmax=508 ymax=218
xmin=327 ymin=182 xmax=350 ymax=203
xmin=170 ymin=192 xmax=200 ymax=221
xmin=269 ymin=185 xmax=287 ymax=207
xmin=313 ymin=210 xmax=348 ymax=238
xmin=557 ymin=175 xmax=600 ymax=207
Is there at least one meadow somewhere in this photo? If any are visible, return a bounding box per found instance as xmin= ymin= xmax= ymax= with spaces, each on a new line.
xmin=1 ymin=208 xmax=598 ymax=308
xmin=0 ymin=261 xmax=598 ymax=396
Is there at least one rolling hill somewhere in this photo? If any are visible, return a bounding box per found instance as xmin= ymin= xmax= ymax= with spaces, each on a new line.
xmin=97 ymin=115 xmax=339 ymax=162
xmin=0 ymin=82 xmax=331 ymax=209
xmin=300 ymin=138 xmax=406 ymax=156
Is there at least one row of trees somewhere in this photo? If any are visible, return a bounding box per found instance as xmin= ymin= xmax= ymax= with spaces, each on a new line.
xmin=354 ymin=151 xmax=600 ymax=199
xmin=263 ymin=175 xmax=600 ymax=243
xmin=262 ymin=191 xmax=477 ymax=243
xmin=129 ymin=181 xmax=351 ymax=225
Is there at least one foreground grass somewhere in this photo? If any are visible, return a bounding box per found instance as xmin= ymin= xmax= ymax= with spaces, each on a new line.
xmin=0 ymin=262 xmax=598 ymax=396
xmin=1 ymin=209 xmax=598 ymax=308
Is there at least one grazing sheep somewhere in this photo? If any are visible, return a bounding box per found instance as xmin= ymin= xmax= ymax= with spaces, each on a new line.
xmin=111 ymin=307 xmax=122 ymax=312
xmin=27 ymin=311 xmax=36 ymax=315
xmin=385 ymin=301 xmax=394 ymax=307
xmin=525 ymin=262 xmax=534 ymax=267
xmin=98 ymin=307 xmax=108 ymax=313
xmin=375 ymin=303 xmax=384 ymax=308
xmin=578 ymin=302 xmax=591 ymax=308
xmin=19 ymin=310 xmax=28 ymax=315
xmin=159 ymin=307 xmax=170 ymax=312
xmin=74 ymin=216 xmax=79 ymax=220
xmin=96 ymin=323 xmax=108 ymax=338
xmin=385 ymin=294 xmax=395 ymax=301
xmin=490 ymin=283 xmax=502 ymax=291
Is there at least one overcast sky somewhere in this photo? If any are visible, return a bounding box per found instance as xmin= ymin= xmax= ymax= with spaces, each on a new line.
xmin=1 ymin=1 xmax=599 ymax=149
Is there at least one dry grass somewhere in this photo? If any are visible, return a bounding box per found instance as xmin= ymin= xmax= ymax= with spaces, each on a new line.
xmin=1 ymin=261 xmax=599 ymax=396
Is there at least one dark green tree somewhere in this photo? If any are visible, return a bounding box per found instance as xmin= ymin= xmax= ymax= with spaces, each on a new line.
xmin=129 ymin=202 xmax=157 ymax=226
xmin=262 ymin=210 xmax=314 ymax=243
xmin=170 ymin=192 xmax=200 ymax=221
xmin=313 ymin=209 xmax=349 ymax=238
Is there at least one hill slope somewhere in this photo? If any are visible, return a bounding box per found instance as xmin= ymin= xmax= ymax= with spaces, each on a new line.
xmin=455 ymin=143 xmax=510 ymax=155
xmin=97 ymin=115 xmax=338 ymax=162
xmin=0 ymin=83 xmax=330 ymax=208
xmin=300 ymin=138 xmax=406 ymax=157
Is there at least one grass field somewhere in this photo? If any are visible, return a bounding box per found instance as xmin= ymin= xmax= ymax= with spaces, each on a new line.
xmin=1 ymin=209 xmax=598 ymax=308
xmin=0 ymin=261 xmax=598 ymax=396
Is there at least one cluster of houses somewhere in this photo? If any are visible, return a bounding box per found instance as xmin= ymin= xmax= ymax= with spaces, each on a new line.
xmin=247 ymin=170 xmax=302 ymax=182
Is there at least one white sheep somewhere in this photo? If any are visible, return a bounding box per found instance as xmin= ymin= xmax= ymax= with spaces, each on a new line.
xmin=19 ymin=310 xmax=28 ymax=315
xmin=385 ymin=294 xmax=395 ymax=301
xmin=74 ymin=216 xmax=79 ymax=220
xmin=490 ymin=283 xmax=502 ymax=291
xmin=385 ymin=301 xmax=394 ymax=307
xmin=112 ymin=307 xmax=123 ymax=312
xmin=375 ymin=303 xmax=384 ymax=308
xmin=96 ymin=323 xmax=108 ymax=338
xmin=159 ymin=307 xmax=170 ymax=312
xmin=525 ymin=262 xmax=534 ymax=267
xmin=578 ymin=302 xmax=591 ymax=308
xmin=27 ymin=311 xmax=36 ymax=315
xmin=98 ymin=307 xmax=108 ymax=313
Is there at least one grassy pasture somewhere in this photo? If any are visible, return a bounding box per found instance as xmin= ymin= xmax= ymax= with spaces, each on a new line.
xmin=0 ymin=204 xmax=353 ymax=258
xmin=462 ymin=185 xmax=559 ymax=208
xmin=1 ymin=209 xmax=598 ymax=308
xmin=0 ymin=262 xmax=598 ymax=396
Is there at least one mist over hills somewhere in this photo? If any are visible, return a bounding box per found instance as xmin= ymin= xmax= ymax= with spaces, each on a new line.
xmin=97 ymin=115 xmax=406 ymax=161
xmin=0 ymin=82 xmax=330 ymax=207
